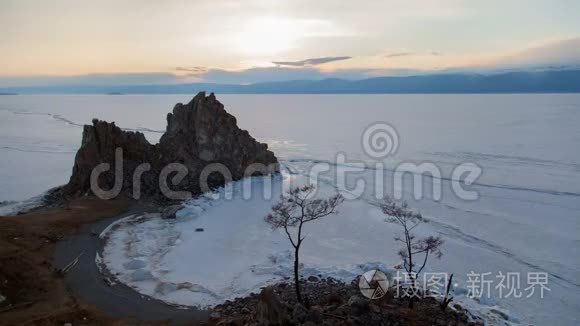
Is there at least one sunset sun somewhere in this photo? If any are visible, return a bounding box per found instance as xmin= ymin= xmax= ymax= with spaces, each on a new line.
xmin=234 ymin=17 xmax=300 ymax=56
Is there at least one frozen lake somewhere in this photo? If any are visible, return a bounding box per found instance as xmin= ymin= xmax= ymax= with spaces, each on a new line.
xmin=1 ymin=94 xmax=579 ymax=325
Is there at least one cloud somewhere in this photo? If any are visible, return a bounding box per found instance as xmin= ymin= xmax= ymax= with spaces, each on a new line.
xmin=272 ymin=56 xmax=351 ymax=67
xmin=385 ymin=52 xmax=414 ymax=58
xmin=175 ymin=66 xmax=208 ymax=73
xmin=385 ymin=51 xmax=442 ymax=58
xmin=3 ymin=37 xmax=579 ymax=88
xmin=492 ymin=37 xmax=580 ymax=68
xmin=0 ymin=73 xmax=183 ymax=87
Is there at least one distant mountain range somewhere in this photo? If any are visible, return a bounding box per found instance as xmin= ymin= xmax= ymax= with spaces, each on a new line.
xmin=2 ymin=69 xmax=580 ymax=94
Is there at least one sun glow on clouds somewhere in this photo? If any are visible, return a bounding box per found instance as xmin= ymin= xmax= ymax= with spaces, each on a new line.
xmin=2 ymin=1 xmax=580 ymax=78
xmin=233 ymin=16 xmax=345 ymax=56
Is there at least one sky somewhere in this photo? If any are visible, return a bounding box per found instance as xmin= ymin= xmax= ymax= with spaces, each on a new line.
xmin=1 ymin=0 xmax=580 ymax=86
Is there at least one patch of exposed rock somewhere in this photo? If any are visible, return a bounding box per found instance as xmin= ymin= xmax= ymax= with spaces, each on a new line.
xmin=64 ymin=92 xmax=278 ymax=200
xmin=210 ymin=277 xmax=484 ymax=326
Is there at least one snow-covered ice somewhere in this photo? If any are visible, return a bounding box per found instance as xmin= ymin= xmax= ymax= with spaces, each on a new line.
xmin=1 ymin=94 xmax=579 ymax=325
xmin=102 ymin=161 xmax=578 ymax=325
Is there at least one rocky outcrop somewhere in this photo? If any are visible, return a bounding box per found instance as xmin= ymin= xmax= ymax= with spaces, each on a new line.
xmin=64 ymin=92 xmax=278 ymax=200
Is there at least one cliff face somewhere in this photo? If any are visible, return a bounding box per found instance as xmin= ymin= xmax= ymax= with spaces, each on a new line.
xmin=64 ymin=92 xmax=278 ymax=199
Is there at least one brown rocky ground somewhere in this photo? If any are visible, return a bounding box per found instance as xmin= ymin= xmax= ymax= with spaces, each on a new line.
xmin=211 ymin=277 xmax=485 ymax=326
xmin=0 ymin=196 xmax=156 ymax=325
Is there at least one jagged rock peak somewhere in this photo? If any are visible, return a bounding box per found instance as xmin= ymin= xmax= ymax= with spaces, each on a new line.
xmin=64 ymin=92 xmax=278 ymax=200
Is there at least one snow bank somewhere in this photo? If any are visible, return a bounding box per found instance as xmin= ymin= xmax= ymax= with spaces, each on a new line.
xmin=99 ymin=214 xmax=136 ymax=239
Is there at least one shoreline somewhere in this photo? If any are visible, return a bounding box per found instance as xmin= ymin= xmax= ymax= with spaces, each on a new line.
xmin=0 ymin=196 xmax=209 ymax=325
xmin=52 ymin=206 xmax=211 ymax=325
xmin=0 ymin=196 xmax=131 ymax=324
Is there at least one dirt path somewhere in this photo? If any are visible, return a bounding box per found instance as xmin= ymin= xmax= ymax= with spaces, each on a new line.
xmin=53 ymin=209 xmax=210 ymax=325
xmin=0 ymin=196 xmax=208 ymax=325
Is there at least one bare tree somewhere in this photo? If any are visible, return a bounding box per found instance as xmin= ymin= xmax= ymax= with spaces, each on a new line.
xmin=265 ymin=185 xmax=344 ymax=304
xmin=440 ymin=273 xmax=454 ymax=311
xmin=376 ymin=197 xmax=444 ymax=308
